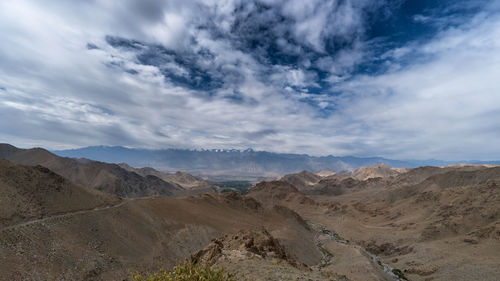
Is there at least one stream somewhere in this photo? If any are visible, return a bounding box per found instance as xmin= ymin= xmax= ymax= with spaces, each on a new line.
xmin=308 ymin=221 xmax=408 ymax=281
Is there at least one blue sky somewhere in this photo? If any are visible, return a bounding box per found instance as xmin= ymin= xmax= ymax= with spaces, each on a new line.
xmin=0 ymin=0 xmax=499 ymax=160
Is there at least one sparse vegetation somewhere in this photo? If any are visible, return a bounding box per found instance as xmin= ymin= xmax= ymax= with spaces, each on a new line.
xmin=215 ymin=181 xmax=253 ymax=194
xmin=132 ymin=260 xmax=236 ymax=281
xmin=318 ymin=245 xmax=334 ymax=258
xmin=391 ymin=268 xmax=408 ymax=280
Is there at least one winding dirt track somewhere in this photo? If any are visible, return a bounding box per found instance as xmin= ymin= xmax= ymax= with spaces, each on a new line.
xmin=0 ymin=198 xmax=139 ymax=232
xmin=0 ymin=196 xmax=404 ymax=280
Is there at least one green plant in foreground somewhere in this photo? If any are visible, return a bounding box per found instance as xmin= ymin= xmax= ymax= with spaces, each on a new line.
xmin=132 ymin=260 xmax=236 ymax=281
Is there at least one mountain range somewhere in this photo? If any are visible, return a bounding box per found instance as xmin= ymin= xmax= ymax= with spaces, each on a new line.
xmin=1 ymin=142 xmax=500 ymax=280
xmin=52 ymin=146 xmax=500 ymax=177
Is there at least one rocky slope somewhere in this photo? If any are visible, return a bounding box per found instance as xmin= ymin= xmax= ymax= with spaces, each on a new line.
xmin=303 ymin=165 xmax=500 ymax=281
xmin=0 ymin=159 xmax=119 ymax=228
xmin=0 ymin=173 xmax=323 ymax=280
xmin=2 ymin=144 xmax=499 ymax=280
xmin=119 ymin=163 xmax=216 ymax=193
xmin=350 ymin=164 xmax=409 ymax=181
xmin=192 ymin=228 xmax=350 ymax=281
xmin=246 ymin=180 xmax=316 ymax=208
xmin=315 ymin=170 xmax=336 ymax=177
xmin=279 ymin=164 xmax=408 ymax=196
xmin=0 ymin=144 xmax=184 ymax=197
xmin=280 ymin=170 xmax=322 ymax=192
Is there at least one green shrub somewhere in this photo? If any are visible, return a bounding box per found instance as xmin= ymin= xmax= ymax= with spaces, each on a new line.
xmin=132 ymin=260 xmax=236 ymax=281
xmin=391 ymin=268 xmax=408 ymax=280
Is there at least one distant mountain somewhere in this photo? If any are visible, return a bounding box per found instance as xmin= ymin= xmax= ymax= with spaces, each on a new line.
xmin=349 ymin=164 xmax=409 ymax=181
xmin=52 ymin=146 xmax=465 ymax=177
xmin=280 ymin=171 xmax=322 ymax=192
xmin=0 ymin=144 xmax=184 ymax=198
xmin=118 ymin=163 xmax=216 ymax=193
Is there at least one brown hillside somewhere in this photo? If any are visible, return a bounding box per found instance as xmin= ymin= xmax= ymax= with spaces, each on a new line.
xmin=315 ymin=170 xmax=336 ymax=177
xmin=387 ymin=165 xmax=489 ymax=188
xmin=281 ymin=170 xmax=322 ymax=191
xmin=0 ymin=144 xmax=184 ymax=197
xmin=0 ymin=187 xmax=322 ymax=280
xmin=351 ymin=163 xmax=408 ymax=180
xmin=310 ymin=176 xmax=365 ymax=196
xmin=119 ymin=163 xmax=216 ymax=193
xmin=189 ymin=228 xmax=349 ymax=280
xmin=0 ymin=159 xmax=119 ymax=228
xmin=304 ymin=165 xmax=500 ymax=281
xmin=246 ymin=180 xmax=316 ymax=208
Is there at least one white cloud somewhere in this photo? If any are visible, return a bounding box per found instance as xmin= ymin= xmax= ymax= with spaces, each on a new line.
xmin=328 ymin=10 xmax=500 ymax=160
xmin=0 ymin=0 xmax=498 ymax=161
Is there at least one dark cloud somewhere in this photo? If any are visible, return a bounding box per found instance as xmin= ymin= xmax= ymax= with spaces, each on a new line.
xmin=86 ymin=43 xmax=99 ymax=50
xmin=244 ymin=129 xmax=278 ymax=140
xmin=106 ymin=36 xmax=230 ymax=92
xmin=128 ymin=0 xmax=170 ymax=23
xmin=103 ymin=0 xmax=393 ymax=99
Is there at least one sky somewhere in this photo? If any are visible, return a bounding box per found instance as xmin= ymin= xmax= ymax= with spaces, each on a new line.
xmin=0 ymin=0 xmax=499 ymax=160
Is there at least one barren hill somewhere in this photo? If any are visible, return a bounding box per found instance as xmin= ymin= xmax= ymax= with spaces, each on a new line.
xmin=246 ymin=180 xmax=316 ymax=208
xmin=304 ymin=165 xmax=500 ymax=281
xmin=305 ymin=164 xmax=495 ymax=198
xmin=118 ymin=163 xmax=216 ymax=193
xmin=280 ymin=170 xmax=322 ymax=191
xmin=191 ymin=228 xmax=350 ymax=280
xmin=310 ymin=176 xmax=365 ymax=196
xmin=0 ymin=144 xmax=184 ymax=197
xmin=350 ymin=163 xmax=409 ymax=180
xmin=2 ymin=143 xmax=499 ymax=280
xmin=236 ymin=163 xmax=500 ymax=280
xmin=0 ymin=159 xmax=119 ymax=228
xmin=316 ymin=170 xmax=336 ymax=177
xmin=279 ymin=164 xmax=409 ymax=196
xmin=0 ymin=186 xmax=323 ymax=280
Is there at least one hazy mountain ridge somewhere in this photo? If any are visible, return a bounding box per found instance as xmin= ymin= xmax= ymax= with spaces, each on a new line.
xmin=51 ymin=145 xmax=500 ymax=177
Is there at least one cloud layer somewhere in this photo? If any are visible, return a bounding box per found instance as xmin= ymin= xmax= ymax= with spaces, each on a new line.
xmin=0 ymin=0 xmax=499 ymax=160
